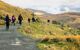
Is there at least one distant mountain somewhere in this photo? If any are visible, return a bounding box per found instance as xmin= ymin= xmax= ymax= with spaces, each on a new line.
xmin=59 ymin=5 xmax=80 ymax=13
xmin=26 ymin=8 xmax=80 ymax=26
xmin=26 ymin=8 xmax=53 ymax=16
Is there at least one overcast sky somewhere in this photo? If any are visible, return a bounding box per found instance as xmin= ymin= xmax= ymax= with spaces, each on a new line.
xmin=2 ymin=0 xmax=80 ymax=14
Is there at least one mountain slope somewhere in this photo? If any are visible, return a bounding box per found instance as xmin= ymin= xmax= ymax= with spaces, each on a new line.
xmin=26 ymin=8 xmax=54 ymax=16
xmin=0 ymin=1 xmax=32 ymax=18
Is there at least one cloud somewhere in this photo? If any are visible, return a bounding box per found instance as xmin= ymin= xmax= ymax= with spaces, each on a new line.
xmin=2 ymin=0 xmax=80 ymax=14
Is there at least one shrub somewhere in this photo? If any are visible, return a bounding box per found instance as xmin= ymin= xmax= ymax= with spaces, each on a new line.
xmin=41 ymin=37 xmax=49 ymax=43
xmin=66 ymin=38 xmax=76 ymax=43
xmin=50 ymin=38 xmax=60 ymax=43
xmin=52 ymin=20 xmax=58 ymax=24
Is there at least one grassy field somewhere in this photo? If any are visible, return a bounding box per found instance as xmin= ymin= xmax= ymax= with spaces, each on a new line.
xmin=18 ymin=20 xmax=80 ymax=50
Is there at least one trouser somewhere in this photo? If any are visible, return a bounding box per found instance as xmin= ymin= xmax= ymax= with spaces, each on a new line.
xmin=12 ymin=21 xmax=15 ymax=25
xmin=19 ymin=20 xmax=22 ymax=25
xmin=6 ymin=22 xmax=9 ymax=30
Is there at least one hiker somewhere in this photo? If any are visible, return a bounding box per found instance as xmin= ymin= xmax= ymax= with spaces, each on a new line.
xmin=5 ymin=14 xmax=10 ymax=30
xmin=28 ymin=18 xmax=30 ymax=23
xmin=11 ymin=15 xmax=16 ymax=25
xmin=47 ymin=20 xmax=50 ymax=23
xmin=32 ymin=17 xmax=36 ymax=22
xmin=18 ymin=14 xmax=23 ymax=25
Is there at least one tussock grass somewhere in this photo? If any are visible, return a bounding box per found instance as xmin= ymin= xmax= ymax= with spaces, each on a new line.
xmin=19 ymin=21 xmax=80 ymax=50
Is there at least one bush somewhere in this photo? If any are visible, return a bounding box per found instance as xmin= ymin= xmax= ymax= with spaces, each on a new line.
xmin=52 ymin=20 xmax=58 ymax=24
xmin=41 ymin=37 xmax=49 ymax=43
xmin=66 ymin=38 xmax=76 ymax=43
xmin=50 ymin=38 xmax=60 ymax=43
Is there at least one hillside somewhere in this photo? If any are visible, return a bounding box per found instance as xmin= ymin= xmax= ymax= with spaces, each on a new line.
xmin=0 ymin=1 xmax=80 ymax=50
xmin=39 ymin=12 xmax=80 ymax=29
xmin=0 ymin=1 xmax=32 ymax=19
xmin=18 ymin=11 xmax=80 ymax=50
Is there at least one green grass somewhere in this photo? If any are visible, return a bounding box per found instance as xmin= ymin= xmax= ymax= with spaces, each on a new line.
xmin=18 ymin=21 xmax=80 ymax=50
xmin=0 ymin=1 xmax=32 ymax=19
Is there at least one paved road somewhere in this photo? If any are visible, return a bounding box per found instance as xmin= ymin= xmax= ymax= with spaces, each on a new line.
xmin=0 ymin=25 xmax=39 ymax=50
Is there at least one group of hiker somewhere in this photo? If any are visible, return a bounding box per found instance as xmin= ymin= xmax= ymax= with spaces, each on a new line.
xmin=3 ymin=13 xmax=59 ymax=30
xmin=5 ymin=14 xmax=23 ymax=30
xmin=27 ymin=17 xmax=38 ymax=23
xmin=4 ymin=14 xmax=38 ymax=30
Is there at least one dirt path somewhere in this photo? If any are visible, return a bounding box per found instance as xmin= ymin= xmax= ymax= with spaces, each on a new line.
xmin=0 ymin=25 xmax=39 ymax=50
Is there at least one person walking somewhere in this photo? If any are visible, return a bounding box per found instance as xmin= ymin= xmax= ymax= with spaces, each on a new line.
xmin=28 ymin=18 xmax=30 ymax=23
xmin=11 ymin=15 xmax=16 ymax=25
xmin=18 ymin=14 xmax=23 ymax=25
xmin=5 ymin=14 xmax=10 ymax=30
xmin=32 ymin=17 xmax=36 ymax=22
